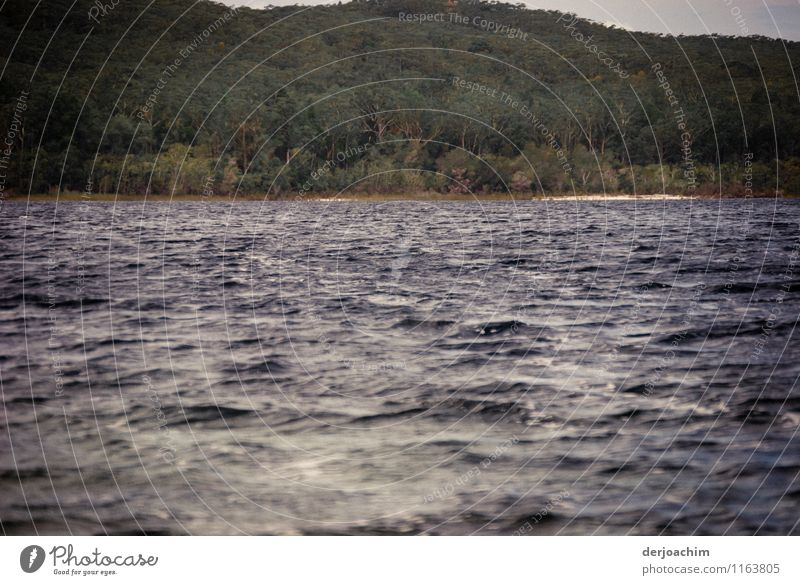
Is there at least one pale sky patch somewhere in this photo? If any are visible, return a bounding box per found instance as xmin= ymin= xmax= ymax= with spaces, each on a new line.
xmin=216 ymin=0 xmax=800 ymax=40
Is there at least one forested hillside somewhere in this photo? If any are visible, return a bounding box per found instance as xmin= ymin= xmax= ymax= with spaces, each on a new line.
xmin=1 ymin=0 xmax=799 ymax=197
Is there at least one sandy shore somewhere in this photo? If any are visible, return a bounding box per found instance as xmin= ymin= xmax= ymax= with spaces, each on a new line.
xmin=3 ymin=192 xmax=787 ymax=202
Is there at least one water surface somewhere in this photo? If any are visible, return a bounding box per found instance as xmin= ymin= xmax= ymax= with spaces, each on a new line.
xmin=1 ymin=199 xmax=798 ymax=535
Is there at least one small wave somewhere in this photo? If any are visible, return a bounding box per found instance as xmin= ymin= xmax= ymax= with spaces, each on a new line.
xmin=167 ymin=404 xmax=258 ymax=425
xmin=349 ymin=407 xmax=428 ymax=425
xmin=0 ymin=293 xmax=108 ymax=310
xmin=392 ymin=317 xmax=456 ymax=330
xmin=427 ymin=397 xmax=534 ymax=422
xmin=475 ymin=320 xmax=527 ymax=336
xmin=705 ymin=280 xmax=800 ymax=294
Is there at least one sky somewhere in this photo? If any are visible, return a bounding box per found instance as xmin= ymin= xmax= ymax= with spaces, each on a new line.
xmin=217 ymin=0 xmax=800 ymax=41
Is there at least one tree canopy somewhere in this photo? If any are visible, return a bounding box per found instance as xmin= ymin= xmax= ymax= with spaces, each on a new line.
xmin=1 ymin=0 xmax=798 ymax=197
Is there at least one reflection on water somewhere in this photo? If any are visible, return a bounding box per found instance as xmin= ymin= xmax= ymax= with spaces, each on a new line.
xmin=0 ymin=199 xmax=798 ymax=535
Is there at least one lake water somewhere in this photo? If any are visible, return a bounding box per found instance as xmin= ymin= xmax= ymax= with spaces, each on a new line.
xmin=1 ymin=199 xmax=799 ymax=535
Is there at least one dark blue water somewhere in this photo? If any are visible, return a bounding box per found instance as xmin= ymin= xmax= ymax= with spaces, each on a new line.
xmin=1 ymin=199 xmax=799 ymax=535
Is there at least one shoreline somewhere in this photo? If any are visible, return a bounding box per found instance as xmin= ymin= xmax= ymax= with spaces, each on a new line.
xmin=3 ymin=192 xmax=793 ymax=202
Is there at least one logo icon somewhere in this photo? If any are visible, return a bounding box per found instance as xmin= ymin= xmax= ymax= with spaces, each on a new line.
xmin=20 ymin=545 xmax=45 ymax=573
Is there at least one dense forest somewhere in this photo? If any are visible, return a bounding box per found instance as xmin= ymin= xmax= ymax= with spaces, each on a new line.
xmin=1 ymin=0 xmax=799 ymax=198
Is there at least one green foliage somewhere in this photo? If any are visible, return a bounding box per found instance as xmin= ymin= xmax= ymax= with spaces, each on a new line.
xmin=1 ymin=0 xmax=798 ymax=197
